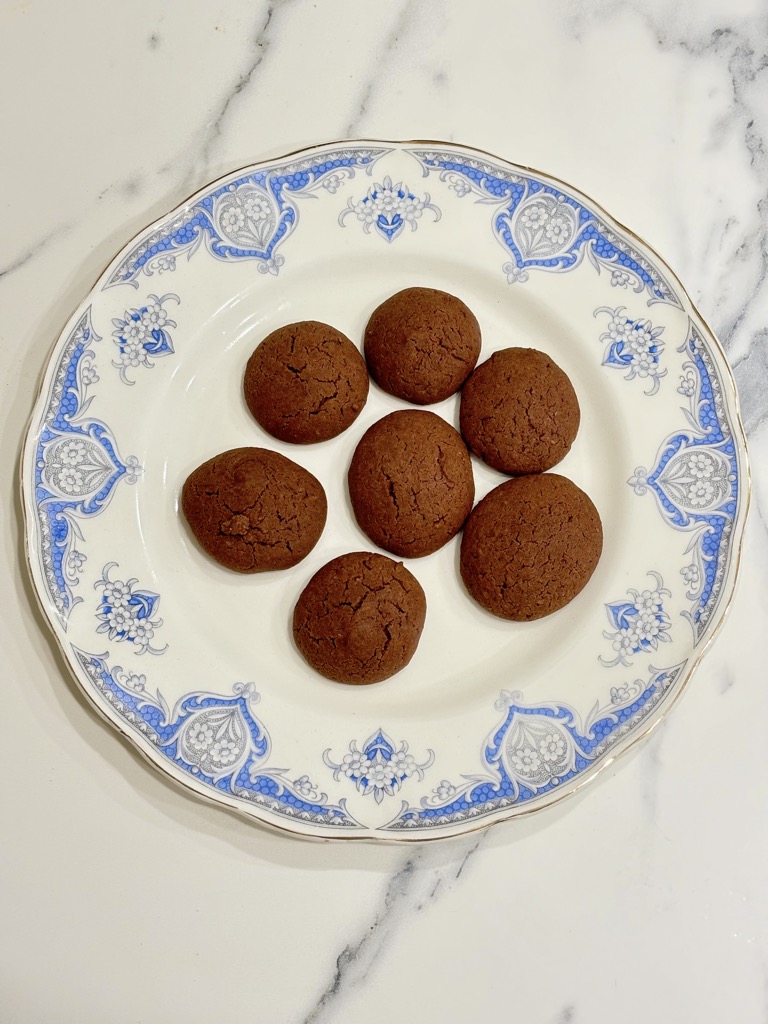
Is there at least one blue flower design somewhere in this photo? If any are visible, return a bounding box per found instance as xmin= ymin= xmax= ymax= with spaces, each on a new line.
xmin=76 ymin=653 xmax=359 ymax=829
xmin=324 ymin=729 xmax=434 ymax=803
xmin=104 ymin=150 xmax=384 ymax=287
xmin=94 ymin=561 xmax=166 ymax=655
xmin=339 ymin=176 xmax=440 ymax=242
xmin=600 ymin=572 xmax=671 ymax=667
xmin=595 ymin=305 xmax=667 ymax=395
xmin=111 ymin=293 xmax=179 ymax=384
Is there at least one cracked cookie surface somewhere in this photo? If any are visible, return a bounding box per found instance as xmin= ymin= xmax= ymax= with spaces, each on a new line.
xmin=460 ymin=474 xmax=602 ymax=620
xmin=460 ymin=347 xmax=580 ymax=474
xmin=244 ymin=320 xmax=369 ymax=443
xmin=182 ymin=447 xmax=327 ymax=572
xmin=348 ymin=410 xmax=475 ymax=558
xmin=364 ymin=287 xmax=481 ymax=404
xmin=293 ymin=552 xmax=427 ymax=684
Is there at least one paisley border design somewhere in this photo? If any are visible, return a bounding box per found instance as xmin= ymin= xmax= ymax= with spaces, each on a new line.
xmin=408 ymin=147 xmax=683 ymax=307
xmin=32 ymin=309 xmax=140 ymax=626
xmin=105 ymin=148 xmax=388 ymax=287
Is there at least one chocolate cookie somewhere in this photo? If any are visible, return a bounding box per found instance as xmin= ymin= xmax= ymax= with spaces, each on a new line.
xmin=460 ymin=474 xmax=602 ymax=620
xmin=181 ymin=447 xmax=326 ymax=572
xmin=293 ymin=552 xmax=427 ymax=684
xmin=460 ymin=348 xmax=580 ymax=474
xmin=244 ymin=321 xmax=369 ymax=443
xmin=348 ymin=410 xmax=475 ymax=558
xmin=364 ymin=287 xmax=481 ymax=404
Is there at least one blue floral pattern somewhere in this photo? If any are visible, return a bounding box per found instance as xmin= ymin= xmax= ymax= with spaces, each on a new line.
xmin=338 ymin=175 xmax=440 ymax=242
xmin=33 ymin=309 xmax=141 ymax=625
xmin=95 ymin=562 xmax=166 ymax=655
xmin=628 ymin=322 xmax=738 ymax=644
xmin=595 ymin=305 xmax=667 ymax=394
xmin=408 ymin=148 xmax=682 ymax=306
xmin=105 ymin=149 xmax=388 ymax=287
xmin=600 ymin=572 xmax=672 ymax=667
xmin=110 ymin=293 xmax=178 ymax=383
xmin=74 ymin=649 xmax=360 ymax=829
xmin=388 ymin=664 xmax=686 ymax=830
xmin=324 ymin=730 xmax=434 ymax=804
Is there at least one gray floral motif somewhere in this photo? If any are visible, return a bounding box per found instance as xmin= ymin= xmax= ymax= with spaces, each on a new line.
xmin=681 ymin=563 xmax=699 ymax=587
xmin=389 ymin=665 xmax=687 ymax=831
xmin=114 ymin=668 xmax=148 ymax=693
xmin=501 ymin=713 xmax=575 ymax=790
xmin=257 ymin=254 xmax=285 ymax=276
xmin=610 ymin=681 xmax=642 ymax=706
xmin=213 ymin=182 xmax=276 ymax=250
xmin=33 ymin=309 xmax=142 ymax=624
xmin=67 ymin=549 xmax=87 ymax=574
xmin=324 ymin=729 xmax=434 ymax=803
xmin=503 ymin=262 xmax=530 ymax=284
xmin=80 ymin=364 xmax=99 ymax=386
xmin=680 ymin=559 xmax=704 ymax=606
xmin=291 ymin=775 xmax=322 ymax=800
xmin=42 ymin=436 xmax=139 ymax=499
xmin=513 ymin=193 xmax=579 ymax=259
xmin=111 ymin=293 xmax=179 ymax=384
xmin=321 ymin=173 xmax=345 ymax=194
xmin=413 ymin=148 xmax=683 ymax=305
xmin=339 ymin=175 xmax=440 ymax=242
xmin=600 ymin=572 xmax=672 ymax=667
xmin=677 ymin=369 xmax=697 ymax=397
xmin=630 ymin=447 xmax=733 ymax=514
xmin=610 ymin=269 xmax=633 ymax=288
xmin=94 ymin=562 xmax=166 ymax=656
xmin=179 ymin=704 xmax=249 ymax=778
xmin=77 ymin=654 xmax=359 ymax=828
xmin=431 ymin=779 xmax=457 ymax=802
xmin=104 ymin=150 xmax=384 ymax=287
xmin=626 ymin=323 xmax=738 ymax=645
xmin=155 ymin=254 xmax=176 ymax=273
xmin=595 ymin=305 xmax=667 ymax=395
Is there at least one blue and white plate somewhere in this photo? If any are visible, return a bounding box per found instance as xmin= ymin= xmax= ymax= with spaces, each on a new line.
xmin=22 ymin=141 xmax=749 ymax=841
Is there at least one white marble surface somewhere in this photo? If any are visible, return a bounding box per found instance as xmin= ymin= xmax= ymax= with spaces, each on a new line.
xmin=2 ymin=1 xmax=767 ymax=1020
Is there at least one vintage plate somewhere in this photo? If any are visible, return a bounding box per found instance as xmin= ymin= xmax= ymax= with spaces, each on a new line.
xmin=22 ymin=140 xmax=749 ymax=841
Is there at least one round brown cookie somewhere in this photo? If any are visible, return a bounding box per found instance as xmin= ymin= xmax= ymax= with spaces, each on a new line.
xmin=181 ymin=447 xmax=326 ymax=572
xmin=293 ymin=552 xmax=427 ymax=684
xmin=460 ymin=348 xmax=580 ymax=474
xmin=460 ymin=474 xmax=602 ymax=621
xmin=244 ymin=321 xmax=369 ymax=443
xmin=364 ymin=287 xmax=481 ymax=404
xmin=348 ymin=410 xmax=475 ymax=558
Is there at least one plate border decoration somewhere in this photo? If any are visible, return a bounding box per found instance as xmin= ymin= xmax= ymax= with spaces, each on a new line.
xmin=30 ymin=307 xmax=142 ymax=627
xmin=408 ymin=147 xmax=683 ymax=307
xmin=21 ymin=139 xmax=750 ymax=842
xmin=104 ymin=148 xmax=389 ymax=287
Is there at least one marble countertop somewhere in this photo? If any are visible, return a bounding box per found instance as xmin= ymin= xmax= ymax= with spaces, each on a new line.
xmin=2 ymin=1 xmax=766 ymax=1021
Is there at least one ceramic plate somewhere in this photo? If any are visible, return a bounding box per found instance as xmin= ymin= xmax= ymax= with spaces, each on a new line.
xmin=22 ymin=140 xmax=749 ymax=841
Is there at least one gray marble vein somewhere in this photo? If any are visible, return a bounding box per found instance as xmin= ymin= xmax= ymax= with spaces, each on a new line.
xmin=719 ymin=669 xmax=736 ymax=694
xmin=192 ymin=0 xmax=295 ymax=181
xmin=0 ymin=4 xmax=288 ymax=288
xmin=732 ymin=336 xmax=768 ymax=437
xmin=0 ymin=225 xmax=69 ymax=283
xmin=345 ymin=1 xmax=414 ymax=137
xmin=298 ymin=833 xmax=486 ymax=1024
